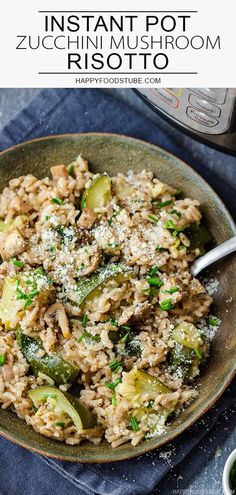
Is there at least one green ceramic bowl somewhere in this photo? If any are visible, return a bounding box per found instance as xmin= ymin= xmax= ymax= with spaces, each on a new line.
xmin=0 ymin=133 xmax=235 ymax=463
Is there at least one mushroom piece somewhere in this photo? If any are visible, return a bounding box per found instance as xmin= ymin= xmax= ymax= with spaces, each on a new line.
xmin=0 ymin=364 xmax=14 ymax=383
xmin=0 ymin=228 xmax=26 ymax=261
xmin=77 ymin=208 xmax=97 ymax=229
xmin=78 ymin=245 xmax=102 ymax=277
xmin=128 ymin=301 xmax=151 ymax=324
xmin=44 ymin=302 xmax=71 ymax=339
xmin=50 ymin=165 xmax=68 ymax=181
xmin=74 ymin=227 xmax=101 ymax=277
xmin=74 ymin=226 xmax=93 ymax=246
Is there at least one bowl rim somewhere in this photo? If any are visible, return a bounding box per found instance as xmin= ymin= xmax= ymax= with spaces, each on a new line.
xmin=1 ymin=131 xmax=235 ymax=235
xmin=0 ymin=131 xmax=235 ymax=463
xmin=223 ymin=448 xmax=236 ymax=495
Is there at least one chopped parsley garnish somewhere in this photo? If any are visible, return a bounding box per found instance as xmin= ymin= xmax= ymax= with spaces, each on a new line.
xmin=54 ymin=224 xmax=73 ymax=242
xmin=164 ymin=219 xmax=176 ymax=230
xmin=55 ymin=224 xmax=64 ymax=237
xmin=208 ymin=317 xmax=220 ymax=326
xmin=120 ymin=326 xmax=132 ymax=343
xmin=108 ymin=318 xmax=119 ymax=327
xmin=15 ymin=267 xmax=49 ymax=309
xmin=153 ymin=200 xmax=173 ymax=208
xmin=54 ymin=422 xmax=65 ymax=427
xmin=36 ymin=267 xmax=46 ymax=276
xmin=121 ymin=325 xmax=131 ymax=331
xmin=129 ymin=415 xmax=139 ymax=432
xmin=24 ymin=291 xmax=39 ymax=309
xmin=143 ymin=288 xmax=153 ymax=296
xmin=11 ymin=258 xmax=24 ymax=268
xmin=77 ymin=331 xmax=100 ymax=343
xmin=109 ymin=360 xmax=123 ymax=373
xmin=177 ymin=244 xmax=186 ymax=251
xmin=107 ymin=321 xmax=134 ymax=345
xmin=111 ymin=394 xmax=117 ymax=406
xmin=174 ymin=189 xmax=182 ymax=197
xmin=0 ymin=353 xmax=7 ymax=366
xmin=105 ymin=377 xmax=122 ymax=391
xmin=155 ymin=246 xmax=169 ymax=252
xmin=147 ymin=276 xmax=163 ymax=288
xmin=49 ymin=246 xmax=56 ymax=252
xmin=148 ymin=266 xmax=159 ymax=277
xmin=159 ymin=298 xmax=174 ymax=311
xmin=148 ymin=214 xmax=158 ymax=223
xmin=170 ymin=209 xmax=181 ymax=217
xmin=15 ymin=280 xmax=39 ymax=310
xmin=82 ymin=314 xmax=88 ymax=327
xmin=51 ymin=197 xmax=64 ymax=205
xmin=45 ymin=215 xmax=51 ymax=221
xmin=162 ymin=287 xmax=180 ymax=294
xmin=194 ymin=348 xmax=202 ymax=359
xmin=108 ymin=208 xmax=121 ymax=226
xmin=164 ymin=220 xmax=183 ymax=236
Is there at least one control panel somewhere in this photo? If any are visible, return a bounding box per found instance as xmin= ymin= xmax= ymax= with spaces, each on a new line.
xmin=138 ymin=88 xmax=236 ymax=135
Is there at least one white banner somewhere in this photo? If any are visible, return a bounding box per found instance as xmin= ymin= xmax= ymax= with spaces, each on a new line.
xmin=0 ymin=0 xmax=235 ymax=87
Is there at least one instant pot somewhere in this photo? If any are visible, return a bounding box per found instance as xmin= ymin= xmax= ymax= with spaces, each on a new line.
xmin=135 ymin=88 xmax=236 ymax=155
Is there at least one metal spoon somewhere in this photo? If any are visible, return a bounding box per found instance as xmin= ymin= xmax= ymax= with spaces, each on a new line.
xmin=191 ymin=236 xmax=236 ymax=277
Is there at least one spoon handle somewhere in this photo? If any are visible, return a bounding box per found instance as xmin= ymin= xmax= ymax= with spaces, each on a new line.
xmin=191 ymin=236 xmax=236 ymax=277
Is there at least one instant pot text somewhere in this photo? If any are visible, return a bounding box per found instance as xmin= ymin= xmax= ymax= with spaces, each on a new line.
xmin=15 ymin=13 xmax=221 ymax=73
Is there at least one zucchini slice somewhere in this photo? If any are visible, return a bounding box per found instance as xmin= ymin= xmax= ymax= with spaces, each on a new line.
xmin=67 ymin=264 xmax=133 ymax=306
xmin=117 ymin=369 xmax=171 ymax=406
xmin=172 ymin=321 xmax=204 ymax=350
xmin=81 ymin=174 xmax=111 ymax=210
xmin=28 ymin=386 xmax=95 ymax=430
xmin=17 ymin=331 xmax=79 ymax=385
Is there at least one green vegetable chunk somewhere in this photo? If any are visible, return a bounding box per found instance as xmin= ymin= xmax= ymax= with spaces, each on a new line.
xmin=185 ymin=224 xmax=213 ymax=255
xmin=11 ymin=258 xmax=24 ymax=268
xmin=169 ymin=343 xmax=196 ymax=380
xmin=172 ymin=321 xmax=203 ymax=350
xmin=0 ymin=269 xmax=52 ymax=330
xmin=160 ymin=298 xmax=173 ymax=311
xmin=81 ymin=174 xmax=111 ymax=210
xmin=133 ymin=406 xmax=171 ymax=437
xmin=17 ymin=331 xmax=79 ymax=385
xmin=0 ymin=353 xmax=7 ymax=366
xmin=67 ymin=264 xmax=132 ymax=306
xmin=208 ymin=317 xmax=220 ymax=327
xmin=116 ymin=369 xmax=170 ymax=406
xmin=0 ymin=277 xmax=25 ymax=330
xmin=28 ymin=386 xmax=95 ymax=431
xmin=51 ymin=197 xmax=64 ymax=205
xmin=147 ymin=276 xmax=163 ymax=288
xmin=129 ymin=415 xmax=139 ymax=432
xmin=170 ymin=322 xmax=204 ymax=380
xmin=0 ymin=215 xmax=28 ymax=234
xmin=0 ymin=221 xmax=10 ymax=232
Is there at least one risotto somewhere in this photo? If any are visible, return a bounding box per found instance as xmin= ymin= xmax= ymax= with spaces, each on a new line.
xmin=0 ymin=155 xmax=217 ymax=447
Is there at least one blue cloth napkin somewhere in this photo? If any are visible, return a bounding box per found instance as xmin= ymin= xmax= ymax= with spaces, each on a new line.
xmin=0 ymin=88 xmax=235 ymax=495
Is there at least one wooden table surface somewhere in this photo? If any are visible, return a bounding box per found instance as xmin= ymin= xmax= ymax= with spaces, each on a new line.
xmin=0 ymin=88 xmax=235 ymax=495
